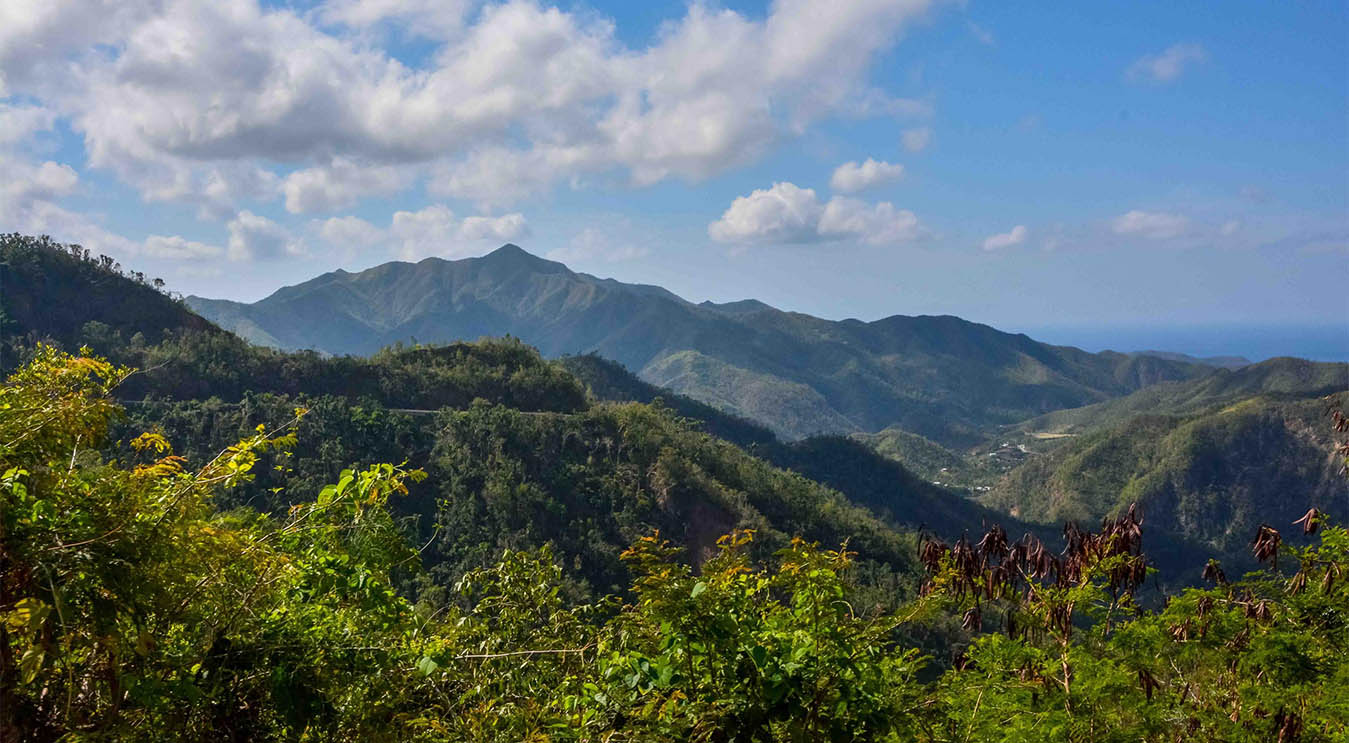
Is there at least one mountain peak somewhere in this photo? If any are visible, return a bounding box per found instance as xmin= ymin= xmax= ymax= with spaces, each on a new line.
xmin=488 ymin=243 xmax=528 ymax=257
xmin=698 ymin=299 xmax=776 ymax=316
xmin=475 ymin=243 xmax=570 ymax=273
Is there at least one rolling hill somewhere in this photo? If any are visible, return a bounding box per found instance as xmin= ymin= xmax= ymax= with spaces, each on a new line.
xmin=981 ymin=395 xmax=1348 ymax=561
xmin=188 ymin=243 xmax=1212 ymax=444
xmin=0 ymin=233 xmax=220 ymax=366
xmin=1014 ymin=357 xmax=1348 ymax=436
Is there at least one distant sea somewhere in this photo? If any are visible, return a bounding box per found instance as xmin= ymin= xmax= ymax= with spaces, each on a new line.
xmin=1016 ymin=324 xmax=1349 ymax=364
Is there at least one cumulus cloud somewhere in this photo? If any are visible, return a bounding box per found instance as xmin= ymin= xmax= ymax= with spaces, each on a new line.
xmin=708 ymin=182 xmax=827 ymax=244
xmin=317 ymin=205 xmax=530 ymax=260
xmin=829 ymin=158 xmax=905 ymax=193
xmin=1127 ymin=43 xmax=1207 ymax=83
xmin=319 ymin=215 xmax=385 ymax=249
xmin=818 ymin=197 xmax=921 ymax=245
xmin=901 ymin=126 xmax=932 ymax=153
xmin=546 ymin=227 xmax=650 ymax=264
xmin=317 ymin=0 xmax=474 ymax=39
xmin=0 ymin=0 xmax=937 ymax=215
xmin=282 ymin=159 xmax=409 ymax=214
xmin=0 ymin=117 xmax=235 ymax=265
xmin=458 ymin=213 xmax=531 ymax=242
xmin=981 ymin=225 xmax=1028 ymax=251
xmin=227 ymin=211 xmax=306 ymax=261
xmin=1111 ymin=210 xmax=1190 ymax=240
xmin=708 ymin=182 xmax=921 ymax=246
xmin=0 ymin=103 xmax=57 ymax=147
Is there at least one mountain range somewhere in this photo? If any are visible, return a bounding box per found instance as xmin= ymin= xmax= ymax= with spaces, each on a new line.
xmin=4 ymin=232 xmax=1345 ymax=580
xmin=188 ymin=244 xmax=1213 ymax=445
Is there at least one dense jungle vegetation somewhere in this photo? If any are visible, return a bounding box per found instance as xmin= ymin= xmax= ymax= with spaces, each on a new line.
xmin=2 ymin=234 xmax=1346 ymax=740
xmin=2 ymin=347 xmax=1347 ymax=741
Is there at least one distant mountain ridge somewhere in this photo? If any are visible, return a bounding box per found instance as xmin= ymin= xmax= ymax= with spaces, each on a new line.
xmin=188 ymin=244 xmax=1215 ymax=444
xmin=1131 ymin=350 xmax=1252 ymax=369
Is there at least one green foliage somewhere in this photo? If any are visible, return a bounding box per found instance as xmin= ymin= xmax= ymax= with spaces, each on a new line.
xmin=0 ymin=233 xmax=212 ymax=370
xmin=0 ymin=347 xmax=427 ymax=739
xmin=2 ymin=348 xmax=1346 ymax=740
xmin=425 ymin=400 xmax=921 ymax=600
xmin=107 ymin=331 xmax=588 ymax=413
xmin=2 ymin=234 xmax=1345 ymax=740
xmin=985 ymin=397 xmax=1348 ymax=570
xmin=588 ymin=530 xmax=926 ymax=741
xmin=852 ymin=426 xmax=976 ymax=485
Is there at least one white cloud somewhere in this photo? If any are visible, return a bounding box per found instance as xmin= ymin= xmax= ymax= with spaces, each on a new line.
xmin=708 ymin=182 xmax=826 ymax=244
xmin=282 ymin=158 xmax=409 ymax=214
xmin=0 ymin=157 xmax=81 ymax=236
xmin=22 ymin=161 xmax=79 ymax=200
xmin=0 ymin=0 xmax=938 ymax=213
xmin=318 ymin=205 xmax=530 ymax=260
xmin=0 ymin=103 xmax=57 ymax=147
xmin=317 ymin=0 xmax=474 ymax=39
xmin=901 ymin=126 xmax=932 ymax=153
xmin=389 ymin=205 xmax=460 ymax=259
xmin=1127 ymin=43 xmax=1207 ymax=83
xmin=709 ymin=181 xmax=921 ymax=246
xmin=429 ymin=146 xmax=601 ymax=209
xmin=546 ymin=227 xmax=650 ymax=264
xmin=829 ymin=158 xmax=905 ymax=193
xmin=1220 ymin=219 xmax=1241 ymax=237
xmin=319 ymin=215 xmax=385 ymax=249
xmin=458 ymin=213 xmax=530 ymax=242
xmin=982 ymin=225 xmax=1028 ymax=251
xmin=0 ymin=160 xmax=221 ymax=264
xmin=142 ymin=235 xmax=224 ymax=259
xmin=1111 ymin=210 xmax=1190 ymax=240
xmin=818 ymin=197 xmax=921 ymax=245
xmin=227 ymin=211 xmax=305 ymax=261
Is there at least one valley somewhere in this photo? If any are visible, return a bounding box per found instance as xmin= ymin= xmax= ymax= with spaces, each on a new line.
xmin=2 ymin=233 xmax=1345 ymax=740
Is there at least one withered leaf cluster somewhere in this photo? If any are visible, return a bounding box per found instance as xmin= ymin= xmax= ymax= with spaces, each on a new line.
xmin=919 ymin=504 xmax=1149 ymax=638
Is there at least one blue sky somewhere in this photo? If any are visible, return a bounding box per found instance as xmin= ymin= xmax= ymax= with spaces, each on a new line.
xmin=2 ymin=0 xmax=1345 ymax=357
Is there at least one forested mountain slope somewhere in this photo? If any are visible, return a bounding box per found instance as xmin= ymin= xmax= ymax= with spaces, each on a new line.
xmin=188 ymin=243 xmax=1212 ymax=444
xmin=0 ymin=233 xmax=220 ymax=366
xmin=7 ymin=236 xmax=1347 ymax=741
xmin=559 ymin=354 xmax=1053 ymax=547
xmin=10 ymin=348 xmax=1348 ymax=740
xmin=1016 ymin=356 xmax=1348 ymax=436
xmin=982 ymin=395 xmax=1348 ymax=565
xmin=3 ymin=234 xmax=925 ymax=598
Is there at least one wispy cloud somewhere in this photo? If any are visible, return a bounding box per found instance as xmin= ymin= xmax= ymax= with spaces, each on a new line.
xmin=901 ymin=127 xmax=932 ymax=153
xmin=1127 ymin=43 xmax=1207 ymax=83
xmin=982 ymin=225 xmax=1028 ymax=251
xmin=1111 ymin=210 xmax=1191 ymax=240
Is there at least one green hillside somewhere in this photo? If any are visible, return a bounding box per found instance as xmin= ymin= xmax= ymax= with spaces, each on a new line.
xmin=1017 ymin=356 xmax=1348 ymax=436
xmin=4 ymin=235 xmax=921 ymax=599
xmin=0 ymin=233 xmax=219 ymax=367
xmin=8 ymin=345 xmax=1347 ymax=741
xmin=852 ymin=426 xmax=979 ymax=485
xmin=983 ymin=395 xmax=1349 ymax=563
xmin=559 ymin=352 xmax=1046 ymax=544
xmin=5 ymin=234 xmax=1348 ymax=741
xmin=187 ymin=243 xmax=1213 ymax=444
